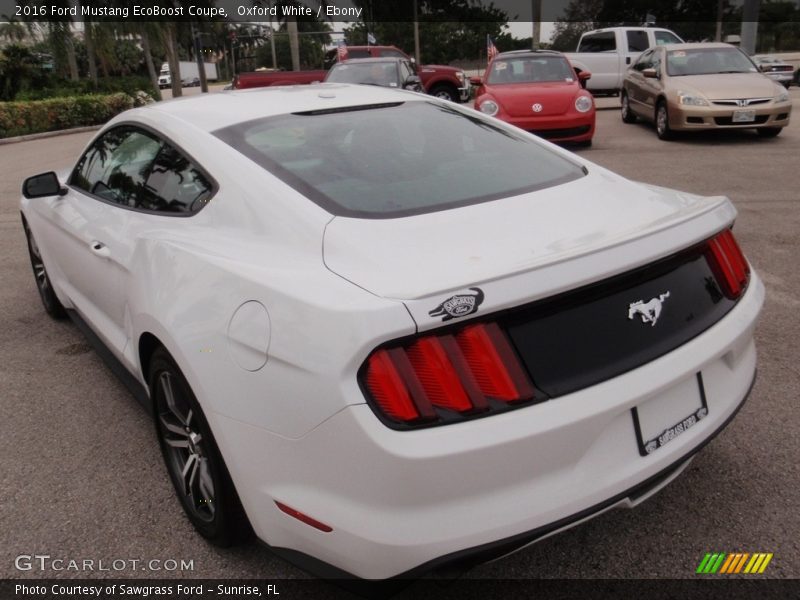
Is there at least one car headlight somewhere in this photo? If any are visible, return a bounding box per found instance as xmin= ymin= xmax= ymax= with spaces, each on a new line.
xmin=479 ymin=100 xmax=499 ymax=116
xmin=677 ymin=91 xmax=709 ymax=106
xmin=775 ymin=88 xmax=789 ymax=102
xmin=575 ymin=95 xmax=593 ymax=113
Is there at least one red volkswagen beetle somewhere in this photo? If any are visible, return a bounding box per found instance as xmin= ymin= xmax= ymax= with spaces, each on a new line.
xmin=473 ymin=50 xmax=595 ymax=146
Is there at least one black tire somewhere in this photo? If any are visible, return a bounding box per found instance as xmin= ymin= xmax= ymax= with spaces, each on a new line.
xmin=621 ymin=92 xmax=637 ymax=123
xmin=655 ymin=100 xmax=673 ymax=140
xmin=21 ymin=217 xmax=67 ymax=319
xmin=150 ymin=347 xmax=251 ymax=546
xmin=428 ymin=84 xmax=459 ymax=103
xmin=757 ymin=127 xmax=782 ymax=138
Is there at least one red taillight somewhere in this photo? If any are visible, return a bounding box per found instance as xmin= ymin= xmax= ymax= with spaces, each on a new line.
xmin=363 ymin=322 xmax=534 ymax=427
xmin=707 ymin=229 xmax=750 ymax=298
xmin=455 ymin=323 xmax=535 ymax=402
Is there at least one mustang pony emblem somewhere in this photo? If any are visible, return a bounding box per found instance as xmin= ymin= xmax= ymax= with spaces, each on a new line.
xmin=628 ymin=292 xmax=671 ymax=326
xmin=429 ymin=288 xmax=485 ymax=321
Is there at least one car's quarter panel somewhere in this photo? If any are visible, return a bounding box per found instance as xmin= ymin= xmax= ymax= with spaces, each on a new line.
xmin=212 ymin=275 xmax=762 ymax=579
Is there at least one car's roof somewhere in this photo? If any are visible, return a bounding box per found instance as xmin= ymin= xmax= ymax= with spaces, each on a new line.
xmin=496 ymin=49 xmax=564 ymax=59
xmin=137 ymin=83 xmax=419 ymax=133
xmin=658 ymin=42 xmax=737 ymax=51
xmin=336 ymin=57 xmax=405 ymax=65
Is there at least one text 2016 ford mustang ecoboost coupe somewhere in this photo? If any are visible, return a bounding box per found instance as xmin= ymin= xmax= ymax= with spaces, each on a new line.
xmin=20 ymin=84 xmax=762 ymax=579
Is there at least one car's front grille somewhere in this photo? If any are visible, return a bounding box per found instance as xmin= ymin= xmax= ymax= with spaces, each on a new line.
xmin=777 ymin=113 xmax=789 ymax=120
xmin=528 ymin=125 xmax=591 ymax=139
xmin=712 ymin=98 xmax=771 ymax=107
xmin=714 ymin=115 xmax=770 ymax=126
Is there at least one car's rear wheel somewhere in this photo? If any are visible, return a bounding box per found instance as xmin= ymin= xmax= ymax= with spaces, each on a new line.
xmin=655 ymin=101 xmax=673 ymax=140
xmin=150 ymin=347 xmax=251 ymax=546
xmin=757 ymin=127 xmax=782 ymax=138
xmin=22 ymin=218 xmax=66 ymax=319
xmin=429 ymin=84 xmax=459 ymax=103
xmin=621 ymin=92 xmax=637 ymax=123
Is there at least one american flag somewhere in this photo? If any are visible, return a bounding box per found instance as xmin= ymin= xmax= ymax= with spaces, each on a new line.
xmin=487 ymin=34 xmax=498 ymax=63
xmin=337 ymin=39 xmax=348 ymax=62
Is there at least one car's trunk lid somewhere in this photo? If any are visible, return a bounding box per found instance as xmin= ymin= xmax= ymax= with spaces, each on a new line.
xmin=323 ymin=167 xmax=734 ymax=317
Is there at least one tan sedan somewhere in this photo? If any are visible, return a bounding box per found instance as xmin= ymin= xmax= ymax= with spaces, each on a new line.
xmin=621 ymin=42 xmax=792 ymax=139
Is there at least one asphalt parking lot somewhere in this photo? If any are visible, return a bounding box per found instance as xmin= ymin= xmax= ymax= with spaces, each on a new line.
xmin=1 ymin=89 xmax=799 ymax=584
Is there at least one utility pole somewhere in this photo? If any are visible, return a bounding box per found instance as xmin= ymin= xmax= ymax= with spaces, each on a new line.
xmin=413 ymin=0 xmax=421 ymax=65
xmin=740 ymin=0 xmax=760 ymax=54
xmin=715 ymin=0 xmax=724 ymax=42
xmin=269 ymin=2 xmax=277 ymax=70
xmin=287 ymin=17 xmax=300 ymax=71
xmin=191 ymin=24 xmax=209 ymax=93
xmin=531 ymin=0 xmax=542 ymax=49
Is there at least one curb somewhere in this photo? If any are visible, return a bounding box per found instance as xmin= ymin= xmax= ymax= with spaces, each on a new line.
xmin=0 ymin=125 xmax=102 ymax=145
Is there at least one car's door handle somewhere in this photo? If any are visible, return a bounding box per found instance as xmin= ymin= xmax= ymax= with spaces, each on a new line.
xmin=90 ymin=241 xmax=111 ymax=258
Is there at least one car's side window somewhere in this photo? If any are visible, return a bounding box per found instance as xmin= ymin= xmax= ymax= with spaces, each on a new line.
xmin=655 ymin=31 xmax=682 ymax=45
xmin=71 ymin=126 xmax=212 ymax=215
xmin=626 ymin=30 xmax=649 ymax=53
xmin=72 ymin=127 xmax=162 ymax=207
xmin=650 ymin=50 xmax=662 ymax=74
xmin=633 ymin=50 xmax=653 ymax=71
xmin=143 ymin=144 xmax=213 ymax=214
xmin=399 ymin=60 xmax=413 ymax=82
xmin=578 ymin=32 xmax=616 ymax=53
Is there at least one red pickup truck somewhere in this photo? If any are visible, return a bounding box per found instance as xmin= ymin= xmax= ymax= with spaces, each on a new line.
xmin=233 ymin=46 xmax=470 ymax=103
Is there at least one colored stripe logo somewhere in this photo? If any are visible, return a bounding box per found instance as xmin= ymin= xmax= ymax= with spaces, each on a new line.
xmin=696 ymin=552 xmax=773 ymax=574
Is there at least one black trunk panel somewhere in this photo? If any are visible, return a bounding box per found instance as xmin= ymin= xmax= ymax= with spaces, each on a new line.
xmin=501 ymin=245 xmax=738 ymax=398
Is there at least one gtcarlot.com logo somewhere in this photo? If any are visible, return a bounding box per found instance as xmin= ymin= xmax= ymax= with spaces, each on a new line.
xmin=15 ymin=554 xmax=195 ymax=573
xmin=696 ymin=552 xmax=773 ymax=574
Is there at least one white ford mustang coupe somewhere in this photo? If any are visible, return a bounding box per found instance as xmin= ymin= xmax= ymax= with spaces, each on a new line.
xmin=20 ymin=84 xmax=763 ymax=579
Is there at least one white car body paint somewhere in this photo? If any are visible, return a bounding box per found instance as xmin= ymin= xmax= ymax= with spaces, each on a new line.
xmin=20 ymin=84 xmax=763 ymax=579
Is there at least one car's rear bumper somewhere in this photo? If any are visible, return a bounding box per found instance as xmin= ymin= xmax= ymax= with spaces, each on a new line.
xmin=670 ymin=101 xmax=791 ymax=130
xmin=214 ymin=273 xmax=763 ymax=580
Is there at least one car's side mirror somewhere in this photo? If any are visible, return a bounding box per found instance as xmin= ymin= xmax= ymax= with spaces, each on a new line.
xmin=403 ymin=75 xmax=422 ymax=90
xmin=22 ymin=172 xmax=66 ymax=199
xmin=577 ymin=70 xmax=591 ymax=88
xmin=469 ymin=76 xmax=483 ymax=86
xmin=642 ymin=67 xmax=658 ymax=79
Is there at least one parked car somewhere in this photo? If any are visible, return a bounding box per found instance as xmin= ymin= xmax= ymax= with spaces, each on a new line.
xmin=234 ymin=45 xmax=470 ymax=103
xmin=325 ymin=57 xmax=422 ymax=92
xmin=181 ymin=76 xmax=201 ymax=87
xmin=20 ymin=83 xmax=762 ymax=580
xmin=473 ymin=49 xmax=595 ymax=145
xmin=564 ymin=26 xmax=684 ymax=94
xmin=751 ymin=55 xmax=795 ymax=87
xmin=621 ymin=43 xmax=792 ymax=139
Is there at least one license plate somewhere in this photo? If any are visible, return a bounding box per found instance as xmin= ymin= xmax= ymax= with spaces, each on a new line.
xmin=631 ymin=373 xmax=709 ymax=456
xmin=733 ymin=109 xmax=756 ymax=123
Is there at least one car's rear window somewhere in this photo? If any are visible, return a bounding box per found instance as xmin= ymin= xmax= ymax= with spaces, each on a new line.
xmin=213 ymin=100 xmax=586 ymax=218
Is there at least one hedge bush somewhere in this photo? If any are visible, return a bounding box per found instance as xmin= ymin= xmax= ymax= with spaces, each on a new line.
xmin=14 ymin=76 xmax=158 ymax=103
xmin=0 ymin=93 xmax=136 ymax=138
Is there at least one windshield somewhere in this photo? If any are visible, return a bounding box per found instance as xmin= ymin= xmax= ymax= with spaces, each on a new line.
xmin=487 ymin=55 xmax=575 ymax=85
xmin=326 ymin=62 xmax=399 ymax=87
xmin=213 ymin=101 xmax=586 ymax=218
xmin=666 ymin=48 xmax=758 ymax=76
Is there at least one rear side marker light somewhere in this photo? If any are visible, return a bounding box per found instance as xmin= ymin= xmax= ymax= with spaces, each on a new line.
xmin=275 ymin=501 xmax=333 ymax=533
xmin=707 ymin=229 xmax=750 ymax=299
xmin=363 ymin=322 xmax=534 ymax=427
